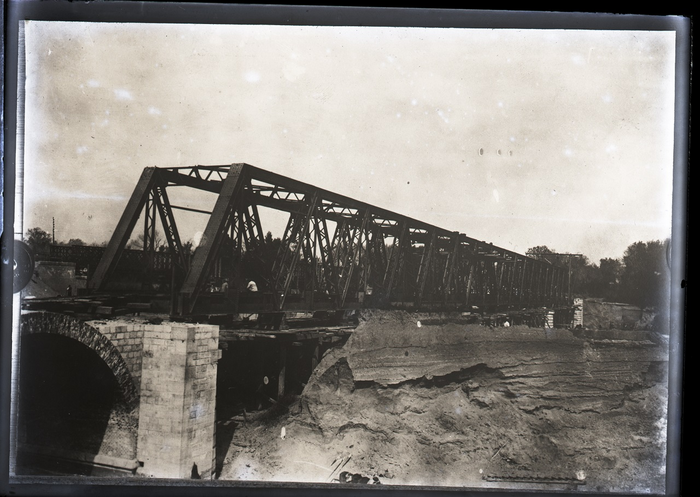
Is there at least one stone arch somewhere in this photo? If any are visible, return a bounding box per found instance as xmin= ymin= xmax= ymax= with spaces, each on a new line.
xmin=20 ymin=312 xmax=138 ymax=406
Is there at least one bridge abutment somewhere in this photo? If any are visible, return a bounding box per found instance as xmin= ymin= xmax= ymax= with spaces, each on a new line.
xmin=18 ymin=314 xmax=221 ymax=479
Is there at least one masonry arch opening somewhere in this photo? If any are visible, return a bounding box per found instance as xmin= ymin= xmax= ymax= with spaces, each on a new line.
xmin=16 ymin=332 xmax=138 ymax=475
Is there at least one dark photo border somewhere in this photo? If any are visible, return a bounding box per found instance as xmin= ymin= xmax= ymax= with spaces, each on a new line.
xmin=1 ymin=3 xmax=689 ymax=497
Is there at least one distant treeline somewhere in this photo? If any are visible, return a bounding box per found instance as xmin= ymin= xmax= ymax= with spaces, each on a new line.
xmin=24 ymin=226 xmax=671 ymax=310
xmin=526 ymin=240 xmax=670 ymax=309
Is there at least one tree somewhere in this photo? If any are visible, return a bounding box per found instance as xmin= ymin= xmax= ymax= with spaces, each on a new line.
xmin=526 ymin=245 xmax=555 ymax=261
xmin=599 ymin=257 xmax=623 ymax=300
xmin=24 ymin=227 xmax=52 ymax=257
xmin=67 ymin=238 xmax=85 ymax=246
xmin=571 ymin=257 xmax=601 ymax=298
xmin=618 ymin=239 xmax=669 ymax=308
xmin=129 ymin=231 xmax=166 ymax=251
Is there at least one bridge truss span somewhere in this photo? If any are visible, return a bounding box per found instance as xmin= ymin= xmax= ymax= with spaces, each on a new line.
xmin=89 ymin=163 xmax=569 ymax=317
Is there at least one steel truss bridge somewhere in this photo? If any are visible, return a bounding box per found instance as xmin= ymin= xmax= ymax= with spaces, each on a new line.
xmin=89 ymin=164 xmax=569 ymax=318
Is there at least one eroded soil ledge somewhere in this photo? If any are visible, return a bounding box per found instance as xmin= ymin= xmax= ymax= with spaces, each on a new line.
xmin=219 ymin=311 xmax=668 ymax=493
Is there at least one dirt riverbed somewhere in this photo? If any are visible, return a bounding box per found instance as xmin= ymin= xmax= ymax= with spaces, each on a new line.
xmin=218 ymin=311 xmax=669 ymax=493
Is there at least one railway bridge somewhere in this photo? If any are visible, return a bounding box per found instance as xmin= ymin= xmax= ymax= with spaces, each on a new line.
xmin=17 ymin=163 xmax=573 ymax=479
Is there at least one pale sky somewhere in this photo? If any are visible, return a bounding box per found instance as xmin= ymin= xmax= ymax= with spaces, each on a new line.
xmin=21 ymin=21 xmax=677 ymax=264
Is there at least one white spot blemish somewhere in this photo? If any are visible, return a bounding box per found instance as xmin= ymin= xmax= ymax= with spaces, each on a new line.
xmin=551 ymin=189 xmax=557 ymax=196
xmin=416 ymin=321 xmax=421 ymax=328
xmin=193 ymin=231 xmax=203 ymax=247
xmin=114 ymin=89 xmax=134 ymax=101
xmin=571 ymin=54 xmax=586 ymax=65
xmin=396 ymin=112 xmax=402 ymax=118
xmin=492 ymin=189 xmax=500 ymax=202
xmin=602 ymin=94 xmax=613 ymax=103
xmin=497 ymin=101 xmax=503 ymax=108
xmin=411 ymin=99 xmax=418 ymax=106
xmin=148 ymin=106 xmax=162 ymax=116
xmin=76 ymin=146 xmax=88 ymax=154
xmin=244 ymin=71 xmax=261 ymax=83
xmin=605 ymin=144 xmax=618 ymax=153
xmin=87 ymin=79 xmax=100 ymax=88
xmin=564 ymin=148 xmax=573 ymax=157
xmin=189 ymin=404 xmax=204 ymax=419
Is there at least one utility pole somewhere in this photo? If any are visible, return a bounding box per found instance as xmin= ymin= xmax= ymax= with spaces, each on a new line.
xmin=52 ymin=217 xmax=55 ymax=244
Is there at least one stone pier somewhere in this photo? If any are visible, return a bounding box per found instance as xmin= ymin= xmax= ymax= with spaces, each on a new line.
xmin=136 ymin=323 xmax=221 ymax=479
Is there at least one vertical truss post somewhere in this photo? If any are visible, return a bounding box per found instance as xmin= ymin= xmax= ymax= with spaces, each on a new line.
xmin=478 ymin=260 xmax=487 ymax=308
xmin=415 ymin=230 xmax=437 ymax=307
xmin=442 ymin=234 xmax=460 ymax=304
xmin=519 ymin=258 xmax=528 ymax=305
xmin=496 ymin=260 xmax=505 ymax=308
xmin=272 ymin=193 xmax=318 ymax=310
xmin=464 ymin=259 xmax=475 ymax=308
xmin=142 ymin=191 xmax=157 ymax=290
xmin=505 ymin=258 xmax=516 ymax=307
xmin=533 ymin=264 xmax=542 ymax=306
xmin=358 ymin=218 xmax=376 ymax=296
xmin=489 ymin=260 xmax=498 ymax=308
xmin=178 ymin=164 xmax=247 ymax=315
xmin=368 ymin=226 xmax=387 ymax=292
xmin=384 ymin=222 xmax=408 ymax=302
xmin=242 ymin=203 xmax=265 ymax=253
xmin=313 ymin=217 xmax=337 ymax=296
xmin=144 ymin=192 xmax=157 ymax=254
xmin=153 ymin=183 xmax=188 ymax=272
xmin=338 ymin=209 xmax=370 ymax=307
